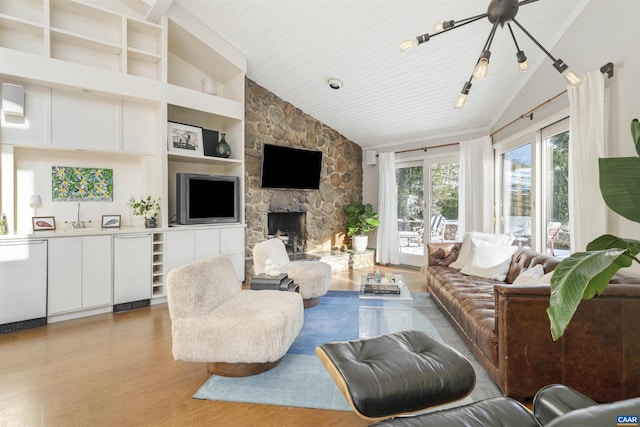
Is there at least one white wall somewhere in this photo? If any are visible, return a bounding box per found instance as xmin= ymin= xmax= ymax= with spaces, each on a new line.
xmin=14 ymin=148 xmax=155 ymax=233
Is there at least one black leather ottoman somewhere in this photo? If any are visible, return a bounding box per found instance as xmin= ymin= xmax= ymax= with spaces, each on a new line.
xmin=315 ymin=330 xmax=476 ymax=421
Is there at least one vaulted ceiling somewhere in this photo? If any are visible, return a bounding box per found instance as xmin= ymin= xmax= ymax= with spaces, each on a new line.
xmin=173 ymin=0 xmax=588 ymax=150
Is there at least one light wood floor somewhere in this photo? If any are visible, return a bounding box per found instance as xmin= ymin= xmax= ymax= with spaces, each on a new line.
xmin=0 ymin=265 xmax=427 ymax=427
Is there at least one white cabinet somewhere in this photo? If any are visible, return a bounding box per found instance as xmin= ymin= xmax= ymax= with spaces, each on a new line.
xmin=51 ymin=89 xmax=119 ymax=151
xmin=165 ymin=227 xmax=220 ymax=273
xmin=48 ymin=236 xmax=111 ymax=316
xmin=0 ymin=239 xmax=47 ymax=330
xmin=220 ymin=226 xmax=245 ymax=280
xmin=113 ymin=233 xmax=152 ymax=305
xmin=165 ymin=226 xmax=244 ymax=280
xmin=122 ymin=100 xmax=157 ymax=154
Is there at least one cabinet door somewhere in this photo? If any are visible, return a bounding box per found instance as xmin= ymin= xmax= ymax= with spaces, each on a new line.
xmin=122 ymin=101 xmax=157 ymax=154
xmin=194 ymin=228 xmax=220 ymax=262
xmin=220 ymin=226 xmax=245 ymax=280
xmin=0 ymin=239 xmax=47 ymax=324
xmin=51 ymin=89 xmax=118 ymax=151
xmin=165 ymin=230 xmax=195 ymax=274
xmin=113 ymin=234 xmax=152 ymax=304
xmin=82 ymin=236 xmax=112 ymax=308
xmin=48 ymin=237 xmax=82 ymax=314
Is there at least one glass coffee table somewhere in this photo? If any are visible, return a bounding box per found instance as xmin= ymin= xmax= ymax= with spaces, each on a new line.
xmin=359 ymin=273 xmax=413 ymax=338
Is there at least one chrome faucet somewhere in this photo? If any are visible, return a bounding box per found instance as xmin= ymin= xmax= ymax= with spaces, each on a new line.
xmin=65 ymin=203 xmax=90 ymax=229
xmin=74 ymin=203 xmax=84 ymax=228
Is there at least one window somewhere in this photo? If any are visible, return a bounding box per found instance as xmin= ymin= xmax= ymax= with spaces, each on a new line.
xmin=495 ymin=117 xmax=570 ymax=257
xmin=396 ymin=156 xmax=459 ymax=267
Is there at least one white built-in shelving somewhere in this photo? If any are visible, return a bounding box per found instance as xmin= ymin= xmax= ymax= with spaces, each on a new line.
xmin=0 ymin=1 xmax=247 ymax=311
xmin=152 ymin=232 xmax=165 ymax=297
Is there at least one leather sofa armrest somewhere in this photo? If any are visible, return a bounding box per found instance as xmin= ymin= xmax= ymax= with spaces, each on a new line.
xmin=533 ymin=384 xmax=597 ymax=426
xmin=493 ymin=284 xmax=560 ymax=398
xmin=427 ymin=242 xmax=462 ymax=266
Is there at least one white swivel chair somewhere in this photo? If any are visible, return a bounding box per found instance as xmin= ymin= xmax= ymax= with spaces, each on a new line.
xmin=253 ymin=238 xmax=331 ymax=308
xmin=166 ymin=255 xmax=304 ymax=376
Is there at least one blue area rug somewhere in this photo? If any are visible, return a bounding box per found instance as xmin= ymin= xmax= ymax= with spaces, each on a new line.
xmin=193 ymin=291 xmax=453 ymax=411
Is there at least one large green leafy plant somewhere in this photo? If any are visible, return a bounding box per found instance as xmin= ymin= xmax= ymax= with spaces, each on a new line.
xmin=547 ymin=119 xmax=640 ymax=340
xmin=345 ymin=203 xmax=380 ymax=236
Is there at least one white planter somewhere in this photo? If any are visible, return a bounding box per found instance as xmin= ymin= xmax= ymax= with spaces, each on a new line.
xmin=353 ymin=235 xmax=368 ymax=252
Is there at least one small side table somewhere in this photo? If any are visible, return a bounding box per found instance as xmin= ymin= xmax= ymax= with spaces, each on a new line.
xmin=250 ymin=273 xmax=299 ymax=293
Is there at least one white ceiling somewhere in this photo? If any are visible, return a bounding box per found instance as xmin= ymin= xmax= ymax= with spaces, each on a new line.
xmin=173 ymin=0 xmax=588 ymax=150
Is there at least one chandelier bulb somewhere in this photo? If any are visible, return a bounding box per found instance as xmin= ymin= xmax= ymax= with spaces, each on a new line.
xmin=433 ymin=20 xmax=454 ymax=33
xmin=562 ymin=69 xmax=583 ymax=86
xmin=454 ymin=93 xmax=468 ymax=110
xmin=516 ymin=50 xmax=528 ymax=71
xmin=473 ymin=57 xmax=490 ymax=80
xmin=399 ymin=38 xmax=419 ymax=52
xmin=454 ymin=81 xmax=472 ymax=110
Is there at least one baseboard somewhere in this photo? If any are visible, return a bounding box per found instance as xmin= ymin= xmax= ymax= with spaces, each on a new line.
xmin=0 ymin=316 xmax=47 ymax=334
xmin=113 ymin=299 xmax=150 ymax=313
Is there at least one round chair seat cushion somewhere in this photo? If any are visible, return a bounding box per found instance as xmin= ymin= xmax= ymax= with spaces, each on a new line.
xmin=316 ymin=330 xmax=476 ymax=420
xmin=280 ymin=260 xmax=331 ymax=300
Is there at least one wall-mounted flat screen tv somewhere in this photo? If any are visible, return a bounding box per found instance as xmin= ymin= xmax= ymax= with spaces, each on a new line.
xmin=260 ymin=144 xmax=323 ymax=190
xmin=175 ymin=173 xmax=239 ymax=225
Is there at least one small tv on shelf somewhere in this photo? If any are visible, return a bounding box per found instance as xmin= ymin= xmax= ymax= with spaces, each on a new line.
xmin=175 ymin=173 xmax=239 ymax=225
xmin=261 ymin=143 xmax=323 ymax=190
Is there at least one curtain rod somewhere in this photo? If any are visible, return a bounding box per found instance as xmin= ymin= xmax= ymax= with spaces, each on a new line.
xmin=390 ymin=63 xmax=614 ymax=153
xmin=490 ymin=62 xmax=614 ymax=138
xmin=394 ymin=141 xmax=459 ymax=155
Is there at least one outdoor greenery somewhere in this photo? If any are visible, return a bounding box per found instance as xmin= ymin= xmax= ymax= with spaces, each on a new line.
xmin=396 ymin=163 xmax=459 ymax=225
xmin=547 ymin=131 xmax=569 ymax=224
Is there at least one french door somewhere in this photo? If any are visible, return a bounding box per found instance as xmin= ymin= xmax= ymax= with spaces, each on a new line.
xmin=495 ymin=117 xmax=570 ymax=257
xmin=396 ymin=155 xmax=459 ymax=267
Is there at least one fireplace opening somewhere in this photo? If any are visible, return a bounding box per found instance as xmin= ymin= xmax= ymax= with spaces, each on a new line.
xmin=268 ymin=212 xmax=306 ymax=253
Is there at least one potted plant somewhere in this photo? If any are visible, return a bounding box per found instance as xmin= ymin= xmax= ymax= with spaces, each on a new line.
xmin=130 ymin=196 xmax=161 ymax=228
xmin=548 ymin=119 xmax=640 ymax=340
xmin=345 ymin=202 xmax=380 ymax=251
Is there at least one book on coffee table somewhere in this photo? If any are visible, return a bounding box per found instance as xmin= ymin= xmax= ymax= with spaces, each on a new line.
xmin=363 ymin=284 xmax=401 ymax=295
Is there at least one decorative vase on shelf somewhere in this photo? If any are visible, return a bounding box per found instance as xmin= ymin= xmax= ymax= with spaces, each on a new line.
xmin=215 ymin=133 xmax=231 ymax=158
xmin=145 ymin=217 xmax=157 ymax=228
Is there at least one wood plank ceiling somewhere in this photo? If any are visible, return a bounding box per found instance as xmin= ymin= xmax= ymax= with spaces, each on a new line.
xmin=174 ymin=0 xmax=588 ymax=150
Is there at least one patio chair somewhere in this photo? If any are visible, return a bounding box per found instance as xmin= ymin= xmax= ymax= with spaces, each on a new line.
xmin=547 ymin=222 xmax=561 ymax=256
xmin=430 ymin=214 xmax=446 ymax=242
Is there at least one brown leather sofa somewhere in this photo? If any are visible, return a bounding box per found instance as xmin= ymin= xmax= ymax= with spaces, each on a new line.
xmin=426 ymin=242 xmax=640 ymax=402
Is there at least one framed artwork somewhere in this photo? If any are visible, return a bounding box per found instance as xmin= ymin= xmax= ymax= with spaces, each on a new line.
xmin=52 ymin=166 xmax=113 ymax=202
xmin=101 ymin=215 xmax=121 ymax=228
xmin=168 ymin=122 xmax=204 ymax=156
xmin=33 ymin=216 xmax=56 ymax=231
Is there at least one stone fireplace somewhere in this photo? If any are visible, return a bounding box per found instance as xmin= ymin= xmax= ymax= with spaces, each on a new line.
xmin=244 ymin=78 xmax=364 ymax=276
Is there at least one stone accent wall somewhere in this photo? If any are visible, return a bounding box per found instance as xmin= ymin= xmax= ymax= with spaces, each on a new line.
xmin=245 ymin=78 xmax=363 ymax=260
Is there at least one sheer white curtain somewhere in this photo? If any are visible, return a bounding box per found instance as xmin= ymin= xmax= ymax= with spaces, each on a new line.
xmin=568 ymin=70 xmax=608 ymax=251
xmin=458 ymin=135 xmax=493 ymax=237
xmin=376 ymin=152 xmax=399 ymax=265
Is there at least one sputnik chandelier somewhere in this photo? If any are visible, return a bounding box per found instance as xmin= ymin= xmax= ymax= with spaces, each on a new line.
xmin=400 ymin=0 xmax=583 ymax=109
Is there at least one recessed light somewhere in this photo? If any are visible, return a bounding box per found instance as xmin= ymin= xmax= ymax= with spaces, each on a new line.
xmin=328 ymin=78 xmax=343 ymax=90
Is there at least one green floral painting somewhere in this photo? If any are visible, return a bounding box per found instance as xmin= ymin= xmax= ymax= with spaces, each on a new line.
xmin=52 ymin=166 xmax=113 ymax=202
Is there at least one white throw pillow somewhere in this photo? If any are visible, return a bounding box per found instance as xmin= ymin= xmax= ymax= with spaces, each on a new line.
xmin=460 ymin=238 xmax=518 ymax=281
xmin=450 ymin=232 xmax=516 ymax=270
xmin=540 ymin=270 xmax=554 ymax=284
xmin=512 ymin=264 xmax=545 ymax=285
